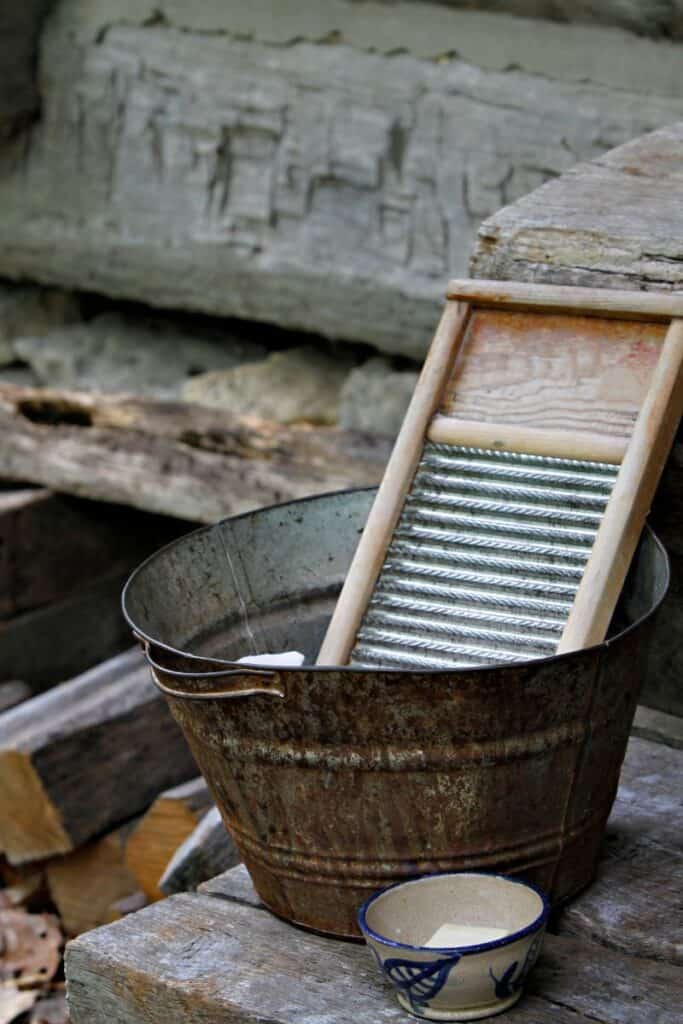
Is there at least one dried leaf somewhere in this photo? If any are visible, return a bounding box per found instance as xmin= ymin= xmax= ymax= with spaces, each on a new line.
xmin=0 ymin=910 xmax=62 ymax=987
xmin=0 ymin=985 xmax=38 ymax=1024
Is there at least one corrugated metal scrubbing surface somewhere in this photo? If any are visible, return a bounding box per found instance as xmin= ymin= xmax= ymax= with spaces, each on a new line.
xmin=350 ymin=443 xmax=619 ymax=669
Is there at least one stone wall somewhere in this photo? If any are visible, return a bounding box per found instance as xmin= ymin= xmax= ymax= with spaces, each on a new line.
xmin=0 ymin=1 xmax=681 ymax=358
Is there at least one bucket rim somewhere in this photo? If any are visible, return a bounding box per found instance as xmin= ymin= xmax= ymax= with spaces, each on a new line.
xmin=122 ymin=486 xmax=670 ymax=678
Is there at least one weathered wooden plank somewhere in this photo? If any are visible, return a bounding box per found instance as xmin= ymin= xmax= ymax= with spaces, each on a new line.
xmin=1 ymin=3 xmax=682 ymax=358
xmin=0 ymin=569 xmax=134 ymax=691
xmin=64 ymin=886 xmax=683 ymax=1024
xmin=560 ymin=737 xmax=682 ymax=963
xmin=632 ymin=704 xmax=683 ymax=750
xmin=0 ymin=649 xmax=197 ymax=864
xmin=198 ymin=862 xmax=260 ymax=908
xmin=471 ymin=122 xmax=683 ymax=293
xmin=0 ymin=485 xmax=189 ymax=620
xmin=161 ymin=806 xmax=241 ymax=896
xmin=125 ymin=779 xmax=213 ymax=901
xmin=0 ymin=385 xmax=390 ymax=522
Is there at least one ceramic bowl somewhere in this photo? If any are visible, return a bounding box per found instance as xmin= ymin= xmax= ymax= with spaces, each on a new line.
xmin=358 ymin=872 xmax=549 ymax=1021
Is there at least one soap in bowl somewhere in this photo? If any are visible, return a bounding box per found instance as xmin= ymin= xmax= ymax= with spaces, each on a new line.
xmin=358 ymin=871 xmax=549 ymax=1021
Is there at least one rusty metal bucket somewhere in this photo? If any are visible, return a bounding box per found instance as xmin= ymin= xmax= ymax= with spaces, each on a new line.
xmin=122 ymin=488 xmax=669 ymax=939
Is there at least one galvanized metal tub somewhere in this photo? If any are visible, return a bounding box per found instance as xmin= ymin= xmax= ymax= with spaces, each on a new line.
xmin=122 ymin=488 xmax=669 ymax=939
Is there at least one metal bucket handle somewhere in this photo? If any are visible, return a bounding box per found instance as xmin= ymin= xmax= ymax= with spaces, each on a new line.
xmin=133 ymin=632 xmax=286 ymax=701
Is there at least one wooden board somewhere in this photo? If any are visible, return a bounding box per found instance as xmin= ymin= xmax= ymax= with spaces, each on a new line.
xmin=63 ymin=732 xmax=682 ymax=1024
xmin=319 ymin=280 xmax=683 ymax=665
xmin=0 ymin=384 xmax=390 ymax=524
xmin=65 ymin=847 xmax=683 ymax=1024
xmin=440 ymin=310 xmax=665 ymax=438
xmin=560 ymin=736 xmax=683 ymax=964
xmin=0 ymin=649 xmax=198 ymax=864
xmin=0 ymin=569 xmax=134 ymax=691
xmin=0 ymin=485 xmax=189 ymax=621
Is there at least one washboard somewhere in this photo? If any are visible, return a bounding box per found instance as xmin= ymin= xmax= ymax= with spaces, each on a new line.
xmin=318 ymin=281 xmax=683 ymax=669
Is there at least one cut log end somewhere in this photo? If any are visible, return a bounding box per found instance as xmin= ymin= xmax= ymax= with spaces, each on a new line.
xmin=0 ymin=750 xmax=72 ymax=864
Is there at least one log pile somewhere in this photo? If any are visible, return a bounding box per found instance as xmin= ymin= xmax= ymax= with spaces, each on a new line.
xmin=0 ymin=389 xmax=389 ymax=1024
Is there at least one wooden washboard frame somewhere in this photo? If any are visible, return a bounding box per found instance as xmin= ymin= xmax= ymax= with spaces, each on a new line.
xmin=318 ymin=280 xmax=683 ymax=668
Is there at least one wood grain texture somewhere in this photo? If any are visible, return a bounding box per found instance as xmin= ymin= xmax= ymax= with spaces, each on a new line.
xmin=125 ymin=778 xmax=213 ymax=901
xmin=64 ymin=735 xmax=683 ymax=1022
xmin=0 ymin=569 xmax=134 ymax=692
xmin=160 ymin=806 xmax=241 ymax=896
xmin=440 ymin=310 xmax=664 ymax=438
xmin=0 ymin=486 xmax=189 ymax=621
xmin=198 ymin=862 xmax=261 ymax=908
xmin=1 ymin=5 xmax=682 ymax=358
xmin=447 ymin=279 xmax=683 ymax=319
xmin=317 ymin=301 xmax=469 ymax=664
xmin=561 ymin=737 xmax=682 ymax=962
xmin=0 ymin=385 xmax=390 ymax=523
xmin=558 ymin=318 xmax=683 ymax=652
xmin=0 ymin=649 xmax=197 ymax=864
xmin=65 ymin=891 xmax=682 ymax=1024
xmin=428 ymin=415 xmax=627 ymax=462
xmin=471 ymin=123 xmax=683 ymax=294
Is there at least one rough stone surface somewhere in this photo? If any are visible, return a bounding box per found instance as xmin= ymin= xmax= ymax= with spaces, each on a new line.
xmin=339 ymin=357 xmax=419 ymax=436
xmin=0 ymin=2 xmax=681 ymax=358
xmin=183 ymin=346 xmax=354 ymax=424
xmin=15 ymin=312 xmax=265 ymax=397
xmin=0 ymin=284 xmax=80 ymax=366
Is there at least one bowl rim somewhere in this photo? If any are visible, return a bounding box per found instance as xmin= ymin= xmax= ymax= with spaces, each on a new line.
xmin=357 ymin=870 xmax=551 ymax=956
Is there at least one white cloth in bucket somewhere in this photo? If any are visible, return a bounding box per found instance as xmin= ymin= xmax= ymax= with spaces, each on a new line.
xmin=237 ymin=651 xmax=305 ymax=667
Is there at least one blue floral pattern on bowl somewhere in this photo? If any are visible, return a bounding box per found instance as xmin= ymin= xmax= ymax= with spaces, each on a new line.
xmin=381 ymin=954 xmax=463 ymax=1014
xmin=489 ymin=933 xmax=543 ymax=999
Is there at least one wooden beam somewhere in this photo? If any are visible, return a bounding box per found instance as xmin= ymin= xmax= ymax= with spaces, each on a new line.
xmin=428 ymin=415 xmax=627 ymax=464
xmin=446 ymin=278 xmax=683 ymax=320
xmin=0 ymin=385 xmax=391 ymax=523
xmin=560 ymin=736 xmax=683 ymax=964
xmin=64 ymin=877 xmax=683 ymax=1024
xmin=125 ymin=779 xmax=214 ymax=901
xmin=0 ymin=649 xmax=198 ymax=864
xmin=0 ymin=485 xmax=189 ymax=620
xmin=0 ymin=569 xmax=135 ymax=693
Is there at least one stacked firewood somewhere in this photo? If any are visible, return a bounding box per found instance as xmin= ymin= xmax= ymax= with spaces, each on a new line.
xmin=0 ymin=406 xmax=388 ymax=1023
